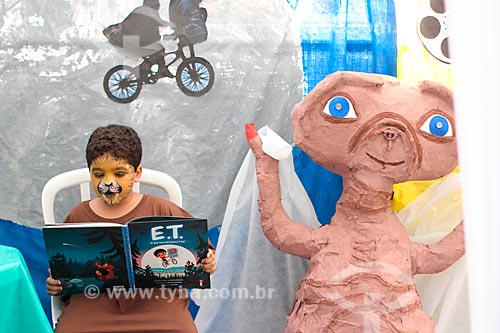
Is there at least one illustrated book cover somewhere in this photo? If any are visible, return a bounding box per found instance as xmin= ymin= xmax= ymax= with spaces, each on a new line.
xmin=43 ymin=216 xmax=210 ymax=296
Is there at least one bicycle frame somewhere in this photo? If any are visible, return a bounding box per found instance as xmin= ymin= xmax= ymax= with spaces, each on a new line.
xmin=162 ymin=42 xmax=196 ymax=74
xmin=139 ymin=41 xmax=197 ymax=83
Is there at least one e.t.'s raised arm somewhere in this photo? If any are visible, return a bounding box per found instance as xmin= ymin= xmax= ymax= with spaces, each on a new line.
xmin=246 ymin=124 xmax=321 ymax=259
xmin=410 ymin=222 xmax=465 ymax=274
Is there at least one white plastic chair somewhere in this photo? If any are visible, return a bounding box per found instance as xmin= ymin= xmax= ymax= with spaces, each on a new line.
xmin=41 ymin=167 xmax=182 ymax=327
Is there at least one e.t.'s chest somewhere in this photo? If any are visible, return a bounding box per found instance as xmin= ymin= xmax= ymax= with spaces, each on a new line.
xmin=307 ymin=214 xmax=414 ymax=281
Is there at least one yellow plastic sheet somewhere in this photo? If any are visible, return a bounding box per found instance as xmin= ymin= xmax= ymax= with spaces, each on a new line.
xmin=392 ymin=167 xmax=460 ymax=212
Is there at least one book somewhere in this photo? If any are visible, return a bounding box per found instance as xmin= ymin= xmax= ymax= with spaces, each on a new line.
xmin=43 ymin=216 xmax=211 ymax=296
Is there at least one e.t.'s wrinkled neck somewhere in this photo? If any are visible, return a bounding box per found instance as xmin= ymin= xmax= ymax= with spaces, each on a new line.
xmin=335 ymin=174 xmax=393 ymax=221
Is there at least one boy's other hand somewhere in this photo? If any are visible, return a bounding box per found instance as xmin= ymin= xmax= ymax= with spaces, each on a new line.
xmin=201 ymin=249 xmax=217 ymax=275
xmin=46 ymin=268 xmax=62 ymax=296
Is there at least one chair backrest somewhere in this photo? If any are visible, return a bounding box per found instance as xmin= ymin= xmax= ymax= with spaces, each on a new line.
xmin=41 ymin=167 xmax=182 ymax=327
xmin=42 ymin=167 xmax=182 ymax=224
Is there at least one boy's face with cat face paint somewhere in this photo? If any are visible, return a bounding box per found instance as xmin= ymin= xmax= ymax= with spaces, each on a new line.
xmin=89 ymin=152 xmax=140 ymax=205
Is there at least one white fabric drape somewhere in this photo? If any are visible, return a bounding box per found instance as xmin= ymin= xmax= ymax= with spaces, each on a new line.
xmin=448 ymin=1 xmax=500 ymax=332
xmin=194 ymin=150 xmax=320 ymax=333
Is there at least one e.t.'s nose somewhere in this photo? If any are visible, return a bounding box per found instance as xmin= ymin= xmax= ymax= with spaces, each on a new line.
xmin=383 ymin=129 xmax=398 ymax=140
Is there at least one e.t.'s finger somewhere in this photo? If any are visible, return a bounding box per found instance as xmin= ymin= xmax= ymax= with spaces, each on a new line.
xmin=245 ymin=124 xmax=265 ymax=155
xmin=245 ymin=123 xmax=258 ymax=142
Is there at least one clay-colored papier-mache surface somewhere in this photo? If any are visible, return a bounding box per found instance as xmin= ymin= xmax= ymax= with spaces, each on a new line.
xmin=246 ymin=71 xmax=465 ymax=332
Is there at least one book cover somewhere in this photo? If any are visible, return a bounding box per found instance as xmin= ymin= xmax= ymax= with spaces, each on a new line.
xmin=43 ymin=223 xmax=131 ymax=296
xmin=127 ymin=216 xmax=211 ymax=289
xmin=43 ymin=216 xmax=210 ymax=295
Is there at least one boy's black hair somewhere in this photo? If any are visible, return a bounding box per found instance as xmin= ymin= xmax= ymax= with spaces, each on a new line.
xmin=154 ymin=248 xmax=167 ymax=257
xmin=86 ymin=124 xmax=142 ymax=170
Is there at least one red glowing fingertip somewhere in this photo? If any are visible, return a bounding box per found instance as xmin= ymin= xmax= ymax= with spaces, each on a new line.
xmin=245 ymin=123 xmax=258 ymax=141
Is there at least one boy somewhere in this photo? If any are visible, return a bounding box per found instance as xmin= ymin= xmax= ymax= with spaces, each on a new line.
xmin=154 ymin=248 xmax=178 ymax=267
xmin=46 ymin=124 xmax=216 ymax=332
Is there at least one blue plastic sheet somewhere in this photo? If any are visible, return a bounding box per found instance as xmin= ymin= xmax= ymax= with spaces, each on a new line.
xmin=293 ymin=0 xmax=397 ymax=224
xmin=0 ymin=219 xmax=52 ymax=326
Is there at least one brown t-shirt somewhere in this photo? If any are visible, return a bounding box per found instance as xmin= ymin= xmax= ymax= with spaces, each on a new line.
xmin=54 ymin=194 xmax=198 ymax=333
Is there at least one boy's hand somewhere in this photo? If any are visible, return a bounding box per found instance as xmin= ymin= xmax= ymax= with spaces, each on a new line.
xmin=46 ymin=269 xmax=62 ymax=296
xmin=201 ymin=249 xmax=217 ymax=274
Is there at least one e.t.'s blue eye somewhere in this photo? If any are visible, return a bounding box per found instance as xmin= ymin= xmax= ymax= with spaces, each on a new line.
xmin=323 ymin=96 xmax=356 ymax=119
xmin=420 ymin=114 xmax=453 ymax=137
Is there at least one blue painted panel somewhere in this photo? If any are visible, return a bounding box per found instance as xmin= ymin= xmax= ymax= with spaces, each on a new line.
xmin=294 ymin=0 xmax=397 ymax=224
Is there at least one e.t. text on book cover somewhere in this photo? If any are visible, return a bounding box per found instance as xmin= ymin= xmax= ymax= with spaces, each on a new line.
xmin=127 ymin=216 xmax=211 ymax=289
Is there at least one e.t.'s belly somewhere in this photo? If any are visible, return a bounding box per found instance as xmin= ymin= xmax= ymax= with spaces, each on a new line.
xmin=284 ymin=234 xmax=432 ymax=333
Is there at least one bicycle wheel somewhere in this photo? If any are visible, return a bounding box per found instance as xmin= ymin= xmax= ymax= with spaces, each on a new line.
xmin=176 ymin=57 xmax=214 ymax=97
xmin=103 ymin=65 xmax=143 ymax=103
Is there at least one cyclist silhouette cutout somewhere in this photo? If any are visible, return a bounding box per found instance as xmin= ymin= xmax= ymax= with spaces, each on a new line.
xmin=103 ymin=0 xmax=214 ymax=102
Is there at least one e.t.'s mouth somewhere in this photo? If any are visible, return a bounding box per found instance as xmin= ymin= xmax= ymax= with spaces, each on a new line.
xmin=366 ymin=153 xmax=405 ymax=166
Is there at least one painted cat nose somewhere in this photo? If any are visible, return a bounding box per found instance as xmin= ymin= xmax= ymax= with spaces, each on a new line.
xmin=383 ymin=129 xmax=398 ymax=140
